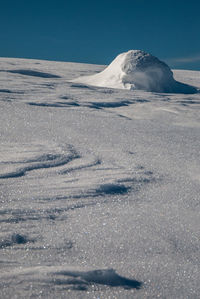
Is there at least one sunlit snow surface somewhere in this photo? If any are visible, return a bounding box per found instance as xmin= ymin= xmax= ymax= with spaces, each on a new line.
xmin=0 ymin=57 xmax=200 ymax=298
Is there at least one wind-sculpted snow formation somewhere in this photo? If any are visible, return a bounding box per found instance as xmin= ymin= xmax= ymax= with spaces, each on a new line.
xmin=0 ymin=57 xmax=200 ymax=298
xmin=73 ymin=50 xmax=198 ymax=93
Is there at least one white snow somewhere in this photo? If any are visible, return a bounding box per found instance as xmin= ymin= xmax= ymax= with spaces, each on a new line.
xmin=0 ymin=56 xmax=200 ymax=298
xmin=73 ymin=50 xmax=198 ymax=93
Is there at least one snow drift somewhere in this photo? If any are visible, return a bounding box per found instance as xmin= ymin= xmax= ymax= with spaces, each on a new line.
xmin=73 ymin=50 xmax=198 ymax=93
xmin=1 ymin=57 xmax=200 ymax=298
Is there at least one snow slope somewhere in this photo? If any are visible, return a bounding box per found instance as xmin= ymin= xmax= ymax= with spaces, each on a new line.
xmin=0 ymin=57 xmax=200 ymax=298
xmin=73 ymin=50 xmax=198 ymax=93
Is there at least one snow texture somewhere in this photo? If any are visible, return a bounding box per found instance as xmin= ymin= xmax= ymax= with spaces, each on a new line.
xmin=0 ymin=56 xmax=200 ymax=298
xmin=73 ymin=50 xmax=198 ymax=93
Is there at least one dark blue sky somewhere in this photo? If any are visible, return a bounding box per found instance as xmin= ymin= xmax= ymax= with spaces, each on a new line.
xmin=1 ymin=0 xmax=200 ymax=70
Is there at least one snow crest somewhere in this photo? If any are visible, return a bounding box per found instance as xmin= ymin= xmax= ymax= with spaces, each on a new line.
xmin=73 ymin=50 xmax=198 ymax=93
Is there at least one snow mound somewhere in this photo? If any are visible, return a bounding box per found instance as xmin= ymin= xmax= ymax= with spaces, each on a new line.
xmin=73 ymin=50 xmax=198 ymax=93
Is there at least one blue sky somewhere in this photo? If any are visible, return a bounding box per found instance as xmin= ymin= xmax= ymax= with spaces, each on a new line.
xmin=1 ymin=0 xmax=200 ymax=70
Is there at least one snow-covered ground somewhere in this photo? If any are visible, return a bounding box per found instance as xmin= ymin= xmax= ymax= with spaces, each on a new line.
xmin=0 ymin=56 xmax=200 ymax=298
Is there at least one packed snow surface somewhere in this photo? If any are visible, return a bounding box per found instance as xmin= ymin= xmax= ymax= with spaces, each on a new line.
xmin=73 ymin=50 xmax=198 ymax=93
xmin=0 ymin=56 xmax=200 ymax=298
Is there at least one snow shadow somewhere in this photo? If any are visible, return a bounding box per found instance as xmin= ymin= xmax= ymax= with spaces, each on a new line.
xmin=133 ymin=99 xmax=150 ymax=103
xmin=0 ymin=233 xmax=33 ymax=248
xmin=38 ymin=183 xmax=130 ymax=202
xmin=170 ymin=80 xmax=198 ymax=94
xmin=70 ymin=83 xmax=115 ymax=94
xmin=89 ymin=100 xmax=131 ymax=109
xmin=0 ymin=89 xmax=12 ymax=93
xmin=6 ymin=69 xmax=61 ymax=78
xmin=177 ymin=99 xmax=200 ymax=106
xmin=95 ymin=183 xmax=130 ymax=195
xmin=0 ymin=89 xmax=24 ymax=95
xmin=0 ymin=149 xmax=80 ymax=179
xmin=28 ymin=101 xmax=80 ymax=108
xmin=39 ymin=183 xmax=130 ymax=202
xmin=53 ymin=268 xmax=142 ymax=290
xmin=124 ymin=72 xmax=199 ymax=94
xmin=0 ymin=207 xmax=70 ymax=224
xmin=70 ymin=83 xmax=94 ymax=89
xmin=60 ymin=158 xmax=101 ymax=174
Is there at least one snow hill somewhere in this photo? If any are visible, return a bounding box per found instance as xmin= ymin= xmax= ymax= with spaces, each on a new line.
xmin=73 ymin=50 xmax=198 ymax=93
